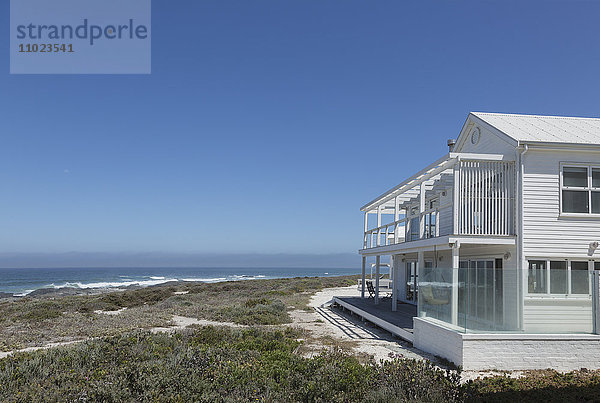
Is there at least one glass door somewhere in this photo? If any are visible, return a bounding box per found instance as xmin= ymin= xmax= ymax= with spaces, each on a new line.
xmin=405 ymin=261 xmax=417 ymax=302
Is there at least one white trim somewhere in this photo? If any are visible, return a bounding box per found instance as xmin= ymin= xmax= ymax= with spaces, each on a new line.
xmin=525 ymin=257 xmax=595 ymax=297
xmin=559 ymin=162 xmax=600 ymax=215
xmin=359 ymin=235 xmax=517 ymax=256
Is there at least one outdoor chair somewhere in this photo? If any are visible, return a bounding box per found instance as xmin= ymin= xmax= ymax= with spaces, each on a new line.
xmin=366 ymin=280 xmax=392 ymax=300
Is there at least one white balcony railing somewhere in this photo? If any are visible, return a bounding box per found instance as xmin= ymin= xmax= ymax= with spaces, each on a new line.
xmin=362 ymin=157 xmax=516 ymax=250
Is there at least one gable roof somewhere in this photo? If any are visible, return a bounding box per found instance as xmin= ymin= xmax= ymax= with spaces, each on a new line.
xmin=470 ymin=112 xmax=600 ymax=145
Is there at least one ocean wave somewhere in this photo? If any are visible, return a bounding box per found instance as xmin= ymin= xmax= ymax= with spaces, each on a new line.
xmin=14 ymin=290 xmax=35 ymax=297
xmin=180 ymin=277 xmax=228 ymax=283
xmin=7 ymin=273 xmax=274 ymax=296
xmin=49 ymin=278 xmax=178 ymax=290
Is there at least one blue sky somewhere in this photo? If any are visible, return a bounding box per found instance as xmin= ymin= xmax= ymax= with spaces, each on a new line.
xmin=1 ymin=1 xmax=600 ymax=263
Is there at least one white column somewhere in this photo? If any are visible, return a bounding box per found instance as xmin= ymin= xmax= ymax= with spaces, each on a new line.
xmin=392 ymin=255 xmax=400 ymax=312
xmin=394 ymin=197 xmax=400 ymax=244
xmin=593 ymin=266 xmax=599 ymax=334
xmin=452 ymin=242 xmax=460 ymax=325
xmin=404 ymin=207 xmax=409 ymax=241
xmin=375 ymin=255 xmax=380 ymax=305
xmin=454 ymin=163 xmax=460 ymax=235
xmin=376 ymin=206 xmax=382 ymax=246
xmin=361 ymin=256 xmax=366 ymax=299
xmin=417 ymin=251 xmax=424 ymax=305
xmin=364 ymin=212 xmax=369 ymax=248
xmin=419 ymin=183 xmax=426 ymax=239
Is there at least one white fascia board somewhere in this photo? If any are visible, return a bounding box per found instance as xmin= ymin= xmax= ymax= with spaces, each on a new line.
xmin=449 ymin=152 xmax=514 ymax=161
xmin=520 ymin=141 xmax=600 ymax=151
xmin=358 ymin=235 xmax=517 ymax=255
xmin=359 ymin=236 xmax=453 ymax=255
xmin=449 ymin=235 xmax=517 ymax=245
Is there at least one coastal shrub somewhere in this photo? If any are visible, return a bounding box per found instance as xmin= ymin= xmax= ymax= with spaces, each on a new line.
xmin=98 ymin=286 xmax=176 ymax=308
xmin=465 ymin=369 xmax=600 ymax=402
xmin=13 ymin=300 xmax=63 ymax=321
xmin=219 ymin=298 xmax=289 ymax=325
xmin=245 ymin=297 xmax=272 ymax=307
xmin=0 ymin=326 xmax=463 ymax=403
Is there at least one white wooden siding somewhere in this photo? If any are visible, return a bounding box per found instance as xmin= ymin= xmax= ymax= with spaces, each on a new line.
xmin=521 ymin=149 xmax=599 ymax=332
xmin=523 ymin=299 xmax=593 ymax=333
xmin=458 ymin=124 xmax=516 ymax=157
xmin=438 ymin=205 xmax=453 ymax=236
xmin=522 ymin=149 xmax=600 ymax=257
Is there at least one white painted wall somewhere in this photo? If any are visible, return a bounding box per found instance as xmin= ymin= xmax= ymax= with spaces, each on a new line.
xmin=522 ymin=149 xmax=600 ymax=258
xmin=438 ymin=188 xmax=454 ymax=236
xmin=413 ymin=318 xmax=463 ymax=366
xmin=521 ymin=149 xmax=600 ymax=332
xmin=523 ymin=298 xmax=593 ymax=333
xmin=456 ymin=122 xmax=516 ymax=157
xmin=461 ymin=334 xmax=600 ymax=371
xmin=414 ymin=318 xmax=600 ymax=371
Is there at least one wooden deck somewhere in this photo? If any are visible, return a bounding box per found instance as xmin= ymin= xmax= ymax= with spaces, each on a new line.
xmin=333 ymin=296 xmax=416 ymax=342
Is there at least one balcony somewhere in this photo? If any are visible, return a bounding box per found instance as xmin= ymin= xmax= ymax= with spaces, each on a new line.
xmin=362 ymin=153 xmax=516 ymax=251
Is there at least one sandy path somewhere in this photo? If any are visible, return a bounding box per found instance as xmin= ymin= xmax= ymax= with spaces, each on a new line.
xmin=290 ymin=285 xmax=435 ymax=363
xmin=0 ymin=340 xmax=83 ymax=359
xmin=150 ymin=315 xmax=248 ymax=333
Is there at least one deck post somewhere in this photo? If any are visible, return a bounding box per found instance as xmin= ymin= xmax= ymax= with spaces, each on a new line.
xmin=417 ymin=251 xmax=424 ymax=305
xmin=593 ymin=269 xmax=600 ymax=334
xmin=361 ymin=256 xmax=366 ymax=299
xmin=451 ymin=242 xmax=460 ymax=326
xmin=392 ymin=255 xmax=399 ymax=312
xmin=419 ymin=182 xmax=426 ymax=240
xmin=376 ymin=206 xmax=382 ymax=246
xmin=363 ymin=212 xmax=368 ymax=249
xmin=375 ymin=255 xmax=380 ymax=305
xmin=453 ymin=162 xmax=460 ymax=235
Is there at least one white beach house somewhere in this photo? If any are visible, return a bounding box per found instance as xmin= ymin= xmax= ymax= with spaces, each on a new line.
xmin=335 ymin=112 xmax=600 ymax=371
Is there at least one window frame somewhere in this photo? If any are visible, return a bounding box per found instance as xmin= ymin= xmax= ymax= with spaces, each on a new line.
xmin=560 ymin=163 xmax=600 ymax=217
xmin=525 ymin=258 xmax=594 ymax=298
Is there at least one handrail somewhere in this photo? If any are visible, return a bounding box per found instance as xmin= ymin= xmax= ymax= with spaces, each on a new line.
xmin=364 ymin=218 xmax=408 ymax=234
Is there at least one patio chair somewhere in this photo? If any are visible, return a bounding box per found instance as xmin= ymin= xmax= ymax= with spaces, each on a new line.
xmin=366 ymin=280 xmax=392 ymax=300
xmin=366 ymin=280 xmax=376 ymax=298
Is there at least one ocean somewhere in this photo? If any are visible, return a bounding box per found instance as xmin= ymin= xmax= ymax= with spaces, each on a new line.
xmin=0 ymin=266 xmax=358 ymax=296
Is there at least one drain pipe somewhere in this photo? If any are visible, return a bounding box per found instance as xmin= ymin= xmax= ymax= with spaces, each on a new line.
xmin=517 ymin=144 xmax=528 ymax=330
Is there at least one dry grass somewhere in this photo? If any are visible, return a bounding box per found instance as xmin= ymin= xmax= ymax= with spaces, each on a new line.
xmin=0 ymin=275 xmax=358 ymax=351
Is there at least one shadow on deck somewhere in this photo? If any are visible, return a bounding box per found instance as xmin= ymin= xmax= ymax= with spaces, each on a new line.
xmin=332 ymin=297 xmax=416 ymax=342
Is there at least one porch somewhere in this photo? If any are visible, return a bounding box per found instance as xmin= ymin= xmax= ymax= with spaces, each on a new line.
xmin=333 ymin=296 xmax=416 ymax=342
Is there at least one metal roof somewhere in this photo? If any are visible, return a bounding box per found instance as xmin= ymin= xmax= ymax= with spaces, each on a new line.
xmin=472 ymin=112 xmax=600 ymax=145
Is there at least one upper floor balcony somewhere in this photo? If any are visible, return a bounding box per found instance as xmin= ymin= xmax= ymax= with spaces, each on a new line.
xmin=362 ymin=153 xmax=516 ymax=251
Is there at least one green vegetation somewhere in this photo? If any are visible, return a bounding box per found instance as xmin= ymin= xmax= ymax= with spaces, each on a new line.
xmin=2 ymin=324 xmax=599 ymax=402
xmin=465 ymin=369 xmax=600 ymax=402
xmin=2 ymin=275 xmax=600 ymax=401
xmin=0 ymin=326 xmax=462 ymax=402
xmin=0 ymin=276 xmax=358 ymax=351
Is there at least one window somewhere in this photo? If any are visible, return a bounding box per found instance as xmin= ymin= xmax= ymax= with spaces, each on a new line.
xmin=571 ymin=261 xmax=589 ymax=294
xmin=550 ymin=261 xmax=567 ymax=294
xmin=528 ymin=260 xmax=547 ymax=294
xmin=527 ymin=259 xmax=591 ymax=296
xmin=561 ymin=165 xmax=600 ymax=214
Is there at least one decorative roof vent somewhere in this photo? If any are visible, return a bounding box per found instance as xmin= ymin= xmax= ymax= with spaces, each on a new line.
xmin=447 ymin=139 xmax=456 ymax=152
